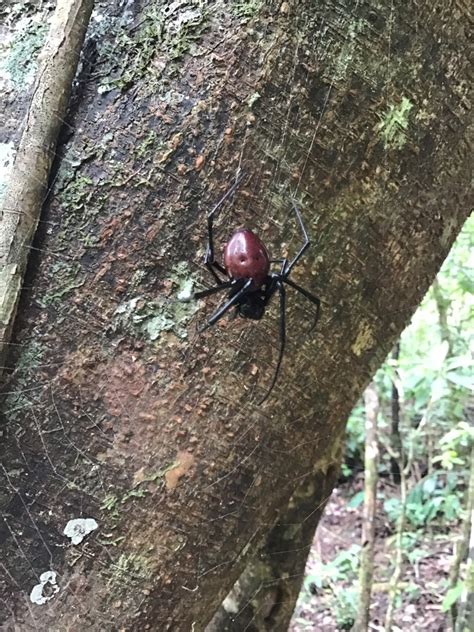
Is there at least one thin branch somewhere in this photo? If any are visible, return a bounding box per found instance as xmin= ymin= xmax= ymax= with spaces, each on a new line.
xmin=354 ymin=383 xmax=380 ymax=632
xmin=451 ymin=444 xmax=474 ymax=630
xmin=0 ymin=0 xmax=94 ymax=376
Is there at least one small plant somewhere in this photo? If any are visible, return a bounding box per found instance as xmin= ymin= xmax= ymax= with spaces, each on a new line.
xmin=383 ymin=472 xmax=464 ymax=527
xmin=304 ymin=544 xmax=361 ymax=591
xmin=434 ymin=421 xmax=474 ymax=470
xmin=333 ymin=586 xmax=358 ymax=629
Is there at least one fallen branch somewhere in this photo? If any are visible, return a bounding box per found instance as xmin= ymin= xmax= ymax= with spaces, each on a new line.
xmin=0 ymin=0 xmax=94 ymax=374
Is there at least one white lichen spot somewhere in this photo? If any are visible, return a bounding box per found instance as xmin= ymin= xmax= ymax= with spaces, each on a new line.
xmin=351 ymin=321 xmax=374 ymax=357
xmin=177 ymin=277 xmax=193 ymax=302
xmin=92 ymin=10 xmax=105 ymax=23
xmin=0 ymin=141 xmax=15 ymax=199
xmin=222 ymin=593 xmax=239 ymax=614
xmin=30 ymin=571 xmax=59 ymax=605
xmin=164 ymin=3 xmax=203 ymax=35
xmin=63 ymin=518 xmax=98 ymax=545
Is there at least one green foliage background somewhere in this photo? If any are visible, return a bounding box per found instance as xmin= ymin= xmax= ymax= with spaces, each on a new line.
xmin=295 ymin=215 xmax=473 ymax=629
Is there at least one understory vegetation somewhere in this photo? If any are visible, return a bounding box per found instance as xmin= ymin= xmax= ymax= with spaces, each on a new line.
xmin=291 ymin=216 xmax=473 ymax=631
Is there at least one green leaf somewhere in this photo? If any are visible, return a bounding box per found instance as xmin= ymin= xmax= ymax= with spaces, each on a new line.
xmin=348 ymin=491 xmax=365 ymax=508
xmin=431 ymin=375 xmax=449 ymax=402
xmin=422 ymin=475 xmax=437 ymax=495
xmin=441 ymin=582 xmax=463 ymax=612
xmin=458 ymin=271 xmax=474 ymax=293
xmin=384 ymin=497 xmax=402 ymax=523
xmin=446 ymin=372 xmax=473 ymax=390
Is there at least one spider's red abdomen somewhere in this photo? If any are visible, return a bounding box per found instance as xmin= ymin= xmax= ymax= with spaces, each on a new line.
xmin=224 ymin=229 xmax=270 ymax=288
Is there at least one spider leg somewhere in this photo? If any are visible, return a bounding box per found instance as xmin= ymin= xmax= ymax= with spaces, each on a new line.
xmin=270 ymin=258 xmax=288 ymax=275
xmin=285 ymin=203 xmax=310 ymax=276
xmin=284 ymin=277 xmax=321 ymax=331
xmin=206 ymin=261 xmax=227 ymax=285
xmin=259 ymin=280 xmax=286 ymax=405
xmin=201 ymin=278 xmax=252 ymax=331
xmin=205 ymin=171 xmax=246 ymax=272
xmin=194 ymin=279 xmax=235 ymax=300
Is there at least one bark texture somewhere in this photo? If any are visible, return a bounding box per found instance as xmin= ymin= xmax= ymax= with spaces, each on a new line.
xmin=0 ymin=0 xmax=472 ymax=630
xmin=206 ymin=462 xmax=340 ymax=631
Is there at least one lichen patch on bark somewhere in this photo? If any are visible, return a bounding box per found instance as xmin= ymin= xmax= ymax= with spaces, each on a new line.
xmin=352 ymin=321 xmax=376 ymax=357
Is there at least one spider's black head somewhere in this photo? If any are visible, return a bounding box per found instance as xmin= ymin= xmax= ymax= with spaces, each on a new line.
xmin=236 ymin=292 xmax=266 ymax=320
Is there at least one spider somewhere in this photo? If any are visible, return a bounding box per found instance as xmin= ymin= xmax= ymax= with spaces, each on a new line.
xmin=194 ymin=173 xmax=321 ymax=404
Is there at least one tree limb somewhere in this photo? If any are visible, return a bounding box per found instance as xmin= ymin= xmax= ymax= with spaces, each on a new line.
xmin=0 ymin=0 xmax=94 ymax=373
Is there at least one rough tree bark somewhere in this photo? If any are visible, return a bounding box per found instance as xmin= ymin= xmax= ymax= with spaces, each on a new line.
xmin=206 ymin=463 xmax=341 ymax=630
xmin=0 ymin=1 xmax=471 ymax=630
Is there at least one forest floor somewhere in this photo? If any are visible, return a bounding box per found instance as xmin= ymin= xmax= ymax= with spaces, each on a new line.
xmin=289 ymin=477 xmax=456 ymax=632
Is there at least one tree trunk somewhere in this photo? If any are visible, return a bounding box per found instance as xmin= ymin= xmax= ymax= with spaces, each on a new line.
xmin=390 ymin=342 xmax=402 ymax=483
xmin=454 ymin=509 xmax=474 ymax=632
xmin=451 ymin=444 xmax=474 ymax=630
xmin=0 ymin=1 xmax=471 ymax=630
xmin=354 ymin=384 xmax=380 ymax=631
xmin=206 ymin=462 xmax=340 ymax=631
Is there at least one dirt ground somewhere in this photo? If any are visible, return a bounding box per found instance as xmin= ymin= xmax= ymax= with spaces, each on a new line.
xmin=289 ymin=479 xmax=454 ymax=631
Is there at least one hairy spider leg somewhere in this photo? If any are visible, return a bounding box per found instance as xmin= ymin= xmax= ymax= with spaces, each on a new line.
xmin=259 ymin=279 xmax=286 ymax=404
xmin=285 ymin=203 xmax=310 ymax=276
xmin=201 ymin=278 xmax=253 ymax=331
xmin=205 ymin=171 xmax=247 ymax=284
xmin=284 ymin=277 xmax=321 ymax=331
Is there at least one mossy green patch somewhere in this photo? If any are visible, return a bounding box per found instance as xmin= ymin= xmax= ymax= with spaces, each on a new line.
xmin=232 ymin=0 xmax=263 ymax=20
xmin=98 ymin=1 xmax=209 ymax=94
xmin=112 ymin=262 xmax=198 ymax=341
xmin=107 ymin=553 xmax=153 ymax=586
xmin=100 ymin=463 xmax=177 ymax=520
xmin=3 ymin=341 xmax=45 ymax=419
xmin=4 ymin=20 xmax=48 ymax=88
xmin=56 ymin=173 xmax=95 ymax=220
xmin=377 ymin=97 xmax=414 ymax=150
xmin=53 ymin=169 xmax=108 ymax=252
xmin=135 ymin=130 xmax=160 ymax=159
xmin=40 ymin=262 xmax=85 ymax=306
xmin=168 ymin=4 xmax=209 ymax=61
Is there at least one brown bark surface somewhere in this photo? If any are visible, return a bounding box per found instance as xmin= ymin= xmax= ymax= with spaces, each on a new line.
xmin=0 ymin=0 xmax=472 ymax=630
xmin=206 ymin=463 xmax=340 ymax=631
